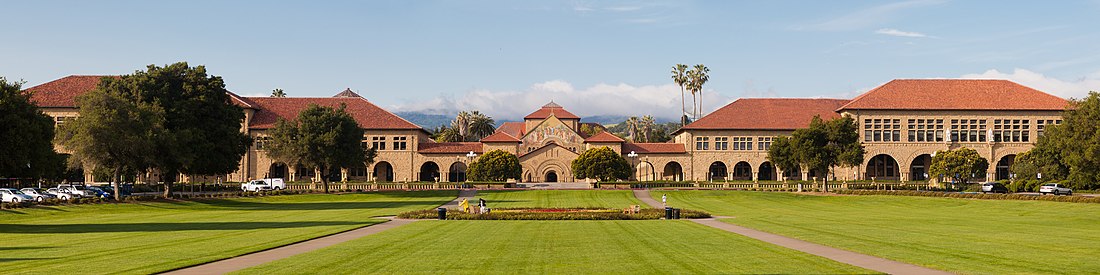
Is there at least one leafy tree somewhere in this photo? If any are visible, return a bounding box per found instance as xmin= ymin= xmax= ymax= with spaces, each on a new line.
xmin=687 ymin=64 xmax=710 ymax=120
xmin=55 ymin=88 xmax=163 ymax=200
xmin=1010 ymin=147 xmax=1068 ymax=191
xmin=1034 ymin=91 xmax=1100 ymax=190
xmin=579 ymin=123 xmax=604 ymax=137
xmin=930 ymin=148 xmax=989 ymax=190
xmin=467 ymin=149 xmax=521 ymax=182
xmin=571 ymin=147 xmax=631 ymax=181
xmin=466 ymin=111 xmax=495 ymax=141
xmin=101 ymin=62 xmax=252 ymax=198
xmin=766 ymin=116 xmax=863 ymax=190
xmin=670 ymin=64 xmax=689 ymax=126
xmin=271 ymin=88 xmax=286 ymax=97
xmin=435 ymin=111 xmax=496 ymax=142
xmin=265 ymin=104 xmax=373 ymax=192
xmin=0 ymin=77 xmax=63 ymax=183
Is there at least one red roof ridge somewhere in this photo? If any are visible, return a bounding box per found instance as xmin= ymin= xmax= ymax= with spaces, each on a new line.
xmin=838 ymin=79 xmax=1068 ymax=111
xmin=680 ymin=98 xmax=849 ymax=132
xmin=481 ymin=131 xmax=521 ymax=142
xmin=584 ymin=131 xmax=625 ymax=143
xmin=524 ymin=101 xmax=580 ymax=119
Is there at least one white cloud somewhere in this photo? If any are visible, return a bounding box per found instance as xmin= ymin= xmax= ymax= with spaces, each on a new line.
xmin=960 ymin=69 xmax=1100 ymax=99
xmin=875 ymin=28 xmax=928 ymax=38
xmin=391 ymin=80 xmax=733 ymax=121
xmin=797 ymin=0 xmax=946 ymax=31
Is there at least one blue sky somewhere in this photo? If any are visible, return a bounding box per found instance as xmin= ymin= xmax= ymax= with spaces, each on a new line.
xmin=3 ymin=0 xmax=1100 ymax=120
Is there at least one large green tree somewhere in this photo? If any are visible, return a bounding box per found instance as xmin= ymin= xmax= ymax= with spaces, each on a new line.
xmin=1031 ymin=91 xmax=1100 ymax=190
xmin=265 ymin=104 xmax=372 ymax=192
xmin=467 ymin=149 xmax=521 ymax=182
xmin=766 ymin=116 xmax=864 ymax=190
xmin=930 ymin=147 xmax=989 ymax=189
xmin=101 ymin=63 xmax=252 ymax=197
xmin=0 ymin=77 xmax=63 ymax=183
xmin=55 ymin=88 xmax=163 ymax=200
xmin=1009 ymin=147 xmax=1068 ymax=191
xmin=571 ymin=147 xmax=631 ymax=181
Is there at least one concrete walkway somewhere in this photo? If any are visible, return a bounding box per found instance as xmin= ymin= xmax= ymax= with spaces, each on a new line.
xmin=440 ymin=189 xmax=477 ymax=209
xmin=631 ymin=189 xmax=952 ymax=275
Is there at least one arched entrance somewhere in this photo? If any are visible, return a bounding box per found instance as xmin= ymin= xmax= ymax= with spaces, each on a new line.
xmin=709 ymin=162 xmax=727 ymax=181
xmin=636 ymin=161 xmax=656 ymax=181
xmin=866 ymin=154 xmax=900 ymax=180
xmin=910 ymin=154 xmax=932 ymax=181
xmin=732 ymin=161 xmax=752 ymax=180
xmin=663 ymin=162 xmax=683 ymax=181
xmin=758 ymin=162 xmax=776 ymax=181
xmin=448 ymin=162 xmax=467 ymax=182
xmin=545 ymin=171 xmax=558 ymax=182
xmin=373 ymin=162 xmax=393 ymax=182
xmin=419 ymin=162 xmax=440 ymax=182
xmin=782 ymin=166 xmax=801 ymax=181
xmin=996 ymin=155 xmax=1016 ymax=181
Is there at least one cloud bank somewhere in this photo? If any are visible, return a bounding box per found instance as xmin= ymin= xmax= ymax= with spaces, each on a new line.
xmin=874 ymin=28 xmax=928 ymax=38
xmin=960 ymin=69 xmax=1100 ymax=99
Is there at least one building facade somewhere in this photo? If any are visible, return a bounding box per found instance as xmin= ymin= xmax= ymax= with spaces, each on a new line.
xmin=27 ymin=76 xmax=1068 ymax=183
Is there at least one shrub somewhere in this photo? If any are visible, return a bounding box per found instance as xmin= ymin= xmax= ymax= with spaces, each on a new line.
xmin=834 ymin=190 xmax=1100 ymax=203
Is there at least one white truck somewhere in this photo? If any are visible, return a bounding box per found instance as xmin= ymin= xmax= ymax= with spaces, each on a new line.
xmin=54 ymin=184 xmax=96 ymax=199
xmin=241 ymin=178 xmax=286 ymax=192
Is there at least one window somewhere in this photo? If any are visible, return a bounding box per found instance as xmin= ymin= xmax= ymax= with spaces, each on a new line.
xmin=695 ymin=137 xmax=709 ymax=150
xmin=350 ymin=167 xmax=367 ymax=177
xmin=865 ymin=118 xmax=901 ymax=142
xmin=952 ymin=119 xmax=986 ymax=142
xmin=714 ymin=137 xmax=729 ymax=150
xmin=757 ymin=137 xmax=773 ymax=151
xmin=54 ymin=116 xmax=75 ymax=128
xmin=907 ymin=118 xmax=945 ymax=142
xmin=993 ymin=119 xmax=1031 ymax=143
xmin=254 ymin=136 xmax=272 ymax=150
xmin=732 ymin=137 xmax=753 ymax=151
xmin=1037 ymin=119 xmax=1060 ymax=137
xmin=392 ymin=136 xmax=408 ymax=150
xmin=371 ymin=136 xmax=386 ymax=150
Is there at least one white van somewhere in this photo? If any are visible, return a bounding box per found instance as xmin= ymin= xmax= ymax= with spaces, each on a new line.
xmin=241 ymin=178 xmax=286 ymax=192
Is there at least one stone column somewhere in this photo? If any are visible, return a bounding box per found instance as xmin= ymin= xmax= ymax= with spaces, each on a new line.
xmin=340 ymin=168 xmax=348 ymax=183
xmin=752 ymin=172 xmax=758 ymax=183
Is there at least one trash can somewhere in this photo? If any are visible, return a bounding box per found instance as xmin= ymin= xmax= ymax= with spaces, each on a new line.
xmin=437 ymin=207 xmax=447 ymax=220
xmin=673 ymin=208 xmax=681 ymax=220
xmin=665 ymin=207 xmax=673 ymax=220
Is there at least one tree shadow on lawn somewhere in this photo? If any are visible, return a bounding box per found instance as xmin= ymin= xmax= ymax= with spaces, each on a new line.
xmin=190 ymin=199 xmax=448 ymax=211
xmin=0 ymin=257 xmax=59 ymax=263
xmin=0 ymin=221 xmax=369 ymax=234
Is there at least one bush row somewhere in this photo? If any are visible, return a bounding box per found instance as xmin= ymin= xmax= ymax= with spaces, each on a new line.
xmin=834 ymin=190 xmax=1100 ymax=203
xmin=397 ymin=207 xmax=711 ymax=220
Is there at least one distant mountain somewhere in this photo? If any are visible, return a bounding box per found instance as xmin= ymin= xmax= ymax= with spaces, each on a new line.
xmin=395 ymin=112 xmax=452 ymax=129
xmin=581 ymin=115 xmax=678 ymax=126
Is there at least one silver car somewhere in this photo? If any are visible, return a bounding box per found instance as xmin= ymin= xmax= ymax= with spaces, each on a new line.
xmin=20 ymin=188 xmax=58 ymax=202
xmin=0 ymin=188 xmax=34 ymax=203
xmin=1039 ymin=183 xmax=1072 ymax=196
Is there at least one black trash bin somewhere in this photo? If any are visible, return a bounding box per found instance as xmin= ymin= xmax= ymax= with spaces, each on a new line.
xmin=665 ymin=207 xmax=673 ymax=220
xmin=673 ymin=208 xmax=681 ymax=219
xmin=437 ymin=207 xmax=447 ymax=220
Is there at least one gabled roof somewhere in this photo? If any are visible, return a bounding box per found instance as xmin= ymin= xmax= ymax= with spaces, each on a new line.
xmin=622 ymin=143 xmax=687 ymax=154
xmin=333 ymin=88 xmax=362 ymax=98
xmin=584 ymin=131 xmax=625 ymax=143
xmin=480 ymin=131 xmax=520 ymax=142
xmin=495 ymin=122 xmax=526 ymax=138
xmin=518 ymin=142 xmax=579 ymax=159
xmin=681 ymin=98 xmax=849 ymax=131
xmin=417 ymin=142 xmax=483 ymax=154
xmin=524 ymin=101 xmax=580 ymax=119
xmin=245 ymin=97 xmax=425 ymax=131
xmin=26 ymin=75 xmax=116 ymax=107
xmin=839 ymin=79 xmax=1069 ymax=111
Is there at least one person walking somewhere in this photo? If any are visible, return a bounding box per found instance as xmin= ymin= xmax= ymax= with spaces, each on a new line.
xmin=662 ymin=194 xmax=667 ymax=208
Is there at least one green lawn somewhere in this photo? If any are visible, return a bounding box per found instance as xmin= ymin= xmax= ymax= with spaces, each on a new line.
xmin=236 ymin=220 xmax=873 ymax=274
xmin=0 ymin=191 xmax=456 ymax=274
xmin=475 ymin=190 xmax=643 ymax=209
xmin=658 ymin=190 xmax=1100 ymax=274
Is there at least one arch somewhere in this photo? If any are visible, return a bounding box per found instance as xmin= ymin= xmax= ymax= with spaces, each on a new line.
xmin=708 ymin=161 xmax=728 ymax=181
xmin=866 ymin=154 xmax=900 ymax=180
xmin=758 ymin=162 xmax=777 ymax=181
xmin=662 ymin=162 xmax=683 ymax=181
xmin=996 ymin=154 xmax=1016 ymax=181
xmin=545 ymin=171 xmax=558 ymax=182
xmin=636 ymin=161 xmax=656 ymax=181
xmin=782 ymin=165 xmax=801 ymax=181
xmin=419 ymin=162 xmax=441 ymax=182
xmin=448 ymin=162 xmax=468 ymax=182
xmin=732 ymin=161 xmax=752 ymax=180
xmin=909 ymin=154 xmax=932 ymax=181
xmin=373 ymin=161 xmax=394 ymax=182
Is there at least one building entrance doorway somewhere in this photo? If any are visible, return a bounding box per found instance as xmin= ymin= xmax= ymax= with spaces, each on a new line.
xmin=545 ymin=171 xmax=558 ymax=182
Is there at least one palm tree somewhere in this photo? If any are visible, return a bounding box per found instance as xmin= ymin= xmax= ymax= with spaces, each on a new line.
xmin=271 ymin=88 xmax=286 ymax=97
xmin=670 ymin=64 xmax=689 ymax=126
xmin=641 ymin=115 xmax=655 ymax=142
xmin=687 ymin=64 xmax=710 ymax=120
xmin=452 ymin=111 xmax=471 ymax=141
xmin=467 ymin=111 xmax=496 ymax=141
xmin=625 ymin=116 xmax=640 ymax=142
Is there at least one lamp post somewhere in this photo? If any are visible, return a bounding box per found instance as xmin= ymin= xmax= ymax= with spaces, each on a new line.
xmin=627 ymin=151 xmax=638 ymax=181
xmin=465 ymin=151 xmax=477 ymax=182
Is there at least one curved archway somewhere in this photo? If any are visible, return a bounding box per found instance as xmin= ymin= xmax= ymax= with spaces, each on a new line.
xmin=663 ymin=162 xmax=683 ymax=181
xmin=909 ymin=154 xmax=932 ymax=181
xmin=782 ymin=166 xmax=801 ymax=181
xmin=636 ymin=161 xmax=656 ymax=181
xmin=419 ymin=162 xmax=440 ymax=182
xmin=709 ymin=162 xmax=727 ymax=181
xmin=268 ymin=162 xmax=288 ymax=179
xmin=758 ymin=162 xmax=777 ymax=181
xmin=545 ymin=171 xmax=558 ymax=182
xmin=373 ymin=162 xmax=394 ymax=182
xmin=448 ymin=162 xmax=468 ymax=182
xmin=732 ymin=161 xmax=752 ymax=180
xmin=866 ymin=154 xmax=900 ymax=180
xmin=996 ymin=154 xmax=1016 ymax=181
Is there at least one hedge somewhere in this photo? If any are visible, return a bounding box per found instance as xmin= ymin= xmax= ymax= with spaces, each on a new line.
xmin=397 ymin=207 xmax=711 ymax=220
xmin=834 ymin=190 xmax=1100 ymax=203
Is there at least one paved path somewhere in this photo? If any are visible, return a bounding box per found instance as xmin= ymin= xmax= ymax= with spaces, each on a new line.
xmin=631 ymin=189 xmax=951 ymax=275
xmin=440 ymin=189 xmax=477 ymax=209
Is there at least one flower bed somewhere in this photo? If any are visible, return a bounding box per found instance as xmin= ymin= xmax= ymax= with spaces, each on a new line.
xmin=397 ymin=207 xmax=711 ymax=220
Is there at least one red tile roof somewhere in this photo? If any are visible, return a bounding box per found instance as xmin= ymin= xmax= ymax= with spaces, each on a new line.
xmin=622 ymin=143 xmax=686 ymax=154
xmin=417 ymin=142 xmax=483 ymax=154
xmin=333 ymin=88 xmax=362 ymax=98
xmin=839 ymin=79 xmax=1069 ymax=111
xmin=245 ymin=97 xmax=424 ymax=131
xmin=584 ymin=131 xmax=625 ymax=143
xmin=480 ymin=131 xmax=520 ymax=142
xmin=26 ymin=75 xmax=116 ymax=107
xmin=524 ymin=101 xmax=580 ymax=119
xmin=226 ymin=92 xmax=257 ymax=109
xmin=495 ymin=122 xmax=526 ymax=138
xmin=681 ymin=98 xmax=849 ymax=131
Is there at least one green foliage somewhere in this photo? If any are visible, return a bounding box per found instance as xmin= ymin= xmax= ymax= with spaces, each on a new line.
xmin=0 ymin=77 xmax=62 ymax=180
xmin=767 ymin=116 xmax=864 ymax=185
xmin=1028 ymin=91 xmax=1100 ymax=190
xmin=270 ymin=88 xmax=286 ymax=97
xmin=930 ymin=147 xmax=989 ymax=187
xmin=435 ymin=111 xmax=495 ymax=142
xmin=1010 ymin=147 xmax=1068 ymax=185
xmin=266 ymin=104 xmax=373 ymax=190
xmin=467 ymin=149 xmax=521 ymax=181
xmin=606 ymin=119 xmax=676 ymax=143
xmin=571 ymin=147 xmax=631 ymax=181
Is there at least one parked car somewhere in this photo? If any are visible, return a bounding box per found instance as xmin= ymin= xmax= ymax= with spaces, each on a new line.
xmin=19 ymin=188 xmax=57 ymax=202
xmin=0 ymin=188 xmax=34 ymax=203
xmin=980 ymin=182 xmax=1009 ymax=194
xmin=56 ymin=184 xmax=95 ymax=199
xmin=1039 ymin=183 xmax=1073 ymax=196
xmin=241 ymin=178 xmax=285 ymax=192
xmin=45 ymin=188 xmax=73 ymax=200
xmin=85 ymin=186 xmax=112 ymax=199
